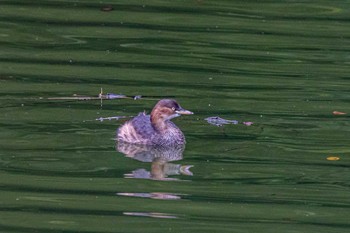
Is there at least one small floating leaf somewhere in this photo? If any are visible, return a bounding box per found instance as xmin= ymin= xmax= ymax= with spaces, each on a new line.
xmin=327 ymin=156 xmax=340 ymax=161
xmin=101 ymin=5 xmax=114 ymax=12
xmin=333 ymin=111 xmax=346 ymax=115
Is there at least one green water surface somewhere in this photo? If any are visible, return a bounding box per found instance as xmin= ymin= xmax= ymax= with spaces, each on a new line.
xmin=1 ymin=1 xmax=350 ymax=233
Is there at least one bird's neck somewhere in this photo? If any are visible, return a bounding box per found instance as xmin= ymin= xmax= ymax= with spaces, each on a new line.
xmin=151 ymin=112 xmax=168 ymax=132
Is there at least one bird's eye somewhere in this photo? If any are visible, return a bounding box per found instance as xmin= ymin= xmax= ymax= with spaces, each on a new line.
xmin=172 ymin=107 xmax=175 ymax=111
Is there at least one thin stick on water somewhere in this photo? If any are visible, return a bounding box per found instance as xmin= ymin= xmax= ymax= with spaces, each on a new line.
xmin=46 ymin=87 xmax=161 ymax=103
xmin=47 ymin=88 xmax=129 ymax=101
xmin=96 ymin=116 xmax=130 ymax=122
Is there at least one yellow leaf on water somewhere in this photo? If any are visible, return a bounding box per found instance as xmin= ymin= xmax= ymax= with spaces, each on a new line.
xmin=333 ymin=111 xmax=346 ymax=115
xmin=327 ymin=156 xmax=340 ymax=161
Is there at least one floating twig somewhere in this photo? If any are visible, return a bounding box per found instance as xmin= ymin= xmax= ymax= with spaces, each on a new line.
xmin=47 ymin=88 xmax=144 ymax=104
xmin=47 ymin=96 xmax=102 ymax=100
xmin=96 ymin=116 xmax=130 ymax=122
xmin=48 ymin=89 xmax=127 ymax=101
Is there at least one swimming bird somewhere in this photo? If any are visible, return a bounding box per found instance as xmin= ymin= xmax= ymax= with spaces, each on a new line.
xmin=117 ymin=99 xmax=193 ymax=146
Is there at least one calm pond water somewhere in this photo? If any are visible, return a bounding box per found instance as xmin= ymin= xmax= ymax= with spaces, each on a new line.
xmin=1 ymin=1 xmax=350 ymax=232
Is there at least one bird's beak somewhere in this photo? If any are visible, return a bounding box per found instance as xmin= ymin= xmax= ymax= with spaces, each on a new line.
xmin=176 ymin=108 xmax=194 ymax=115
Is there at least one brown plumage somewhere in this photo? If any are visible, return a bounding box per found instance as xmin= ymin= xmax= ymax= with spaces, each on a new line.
xmin=117 ymin=99 xmax=193 ymax=146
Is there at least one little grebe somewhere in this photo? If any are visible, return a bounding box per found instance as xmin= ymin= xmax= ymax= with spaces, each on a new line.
xmin=117 ymin=99 xmax=193 ymax=146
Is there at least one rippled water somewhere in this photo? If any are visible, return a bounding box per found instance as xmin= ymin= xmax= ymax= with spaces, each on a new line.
xmin=1 ymin=1 xmax=350 ymax=232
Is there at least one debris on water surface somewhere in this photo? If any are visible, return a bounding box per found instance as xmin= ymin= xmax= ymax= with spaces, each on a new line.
xmin=333 ymin=111 xmax=347 ymax=115
xmin=96 ymin=116 xmax=129 ymax=122
xmin=326 ymin=156 xmax=340 ymax=161
xmin=205 ymin=116 xmax=254 ymax=127
xmin=101 ymin=5 xmax=114 ymax=12
xmin=205 ymin=116 xmax=238 ymax=127
xmin=103 ymin=93 xmax=127 ymax=99
xmin=49 ymin=88 xmax=127 ymax=101
xmin=47 ymin=88 xmax=157 ymax=103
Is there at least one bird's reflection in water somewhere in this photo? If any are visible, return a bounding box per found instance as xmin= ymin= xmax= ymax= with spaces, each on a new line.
xmin=116 ymin=142 xmax=193 ymax=181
